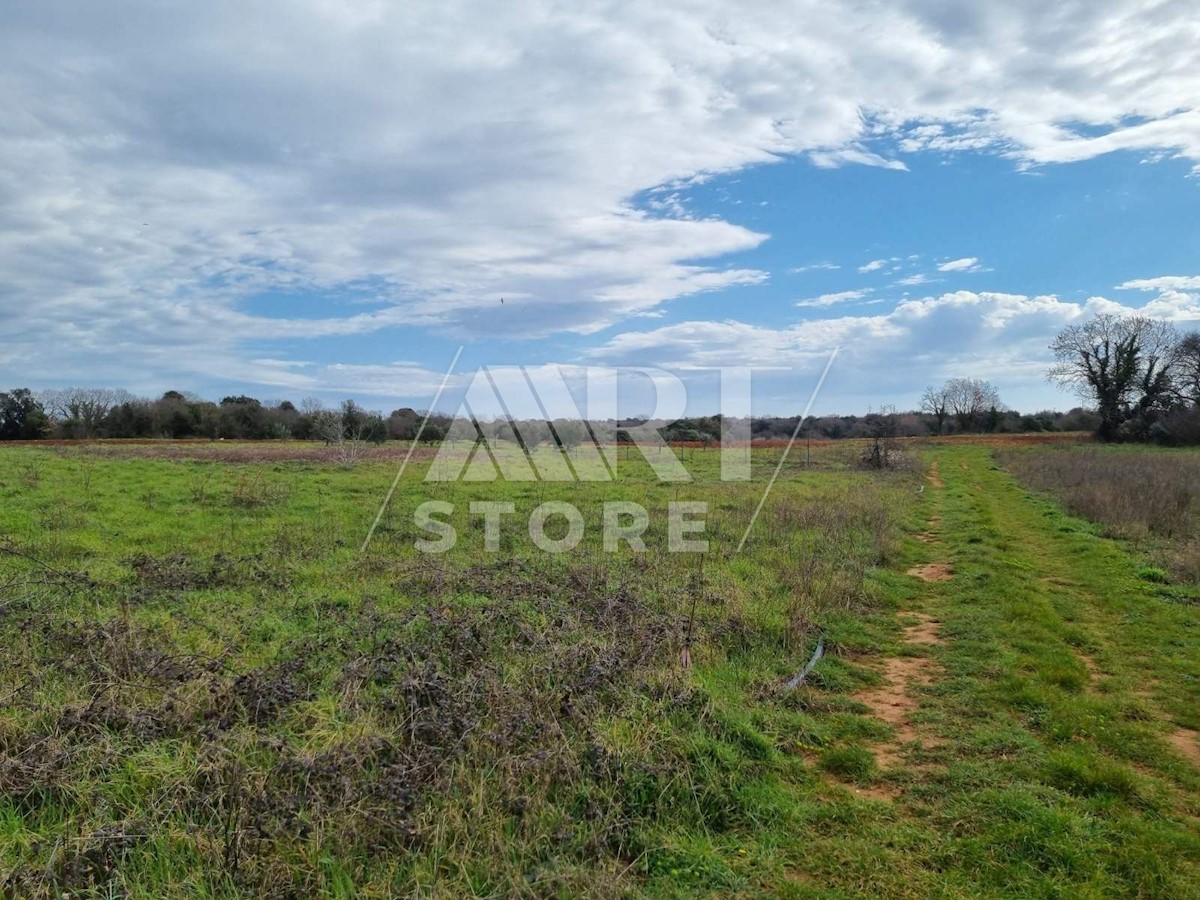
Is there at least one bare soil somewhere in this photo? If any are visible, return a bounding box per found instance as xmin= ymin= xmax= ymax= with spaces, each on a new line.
xmin=903 ymin=615 xmax=944 ymax=646
xmin=1078 ymin=652 xmax=1100 ymax=682
xmin=927 ymin=460 xmax=944 ymax=488
xmin=1168 ymin=727 xmax=1200 ymax=769
xmin=2 ymin=431 xmax=1090 ymax=459
xmin=907 ymin=562 xmax=954 ymax=582
xmin=856 ymin=614 xmax=944 ymax=770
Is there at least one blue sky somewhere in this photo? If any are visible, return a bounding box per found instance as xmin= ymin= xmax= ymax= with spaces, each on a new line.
xmin=2 ymin=1 xmax=1199 ymax=417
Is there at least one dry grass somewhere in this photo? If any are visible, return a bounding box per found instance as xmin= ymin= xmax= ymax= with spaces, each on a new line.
xmin=999 ymin=446 xmax=1200 ymax=582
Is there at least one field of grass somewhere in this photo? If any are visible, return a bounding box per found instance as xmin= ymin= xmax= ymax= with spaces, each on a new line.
xmin=1 ymin=438 xmax=1199 ymax=897
xmin=998 ymin=444 xmax=1200 ymax=583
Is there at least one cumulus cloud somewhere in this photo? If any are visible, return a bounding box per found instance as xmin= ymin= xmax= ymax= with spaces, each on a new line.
xmin=591 ymin=291 xmax=1085 ymax=367
xmin=586 ymin=286 xmax=1200 ymax=408
xmin=2 ymin=1 xmax=1200 ymax=391
xmin=790 ymin=262 xmax=841 ymax=273
xmin=1108 ymin=275 xmax=1200 ymax=323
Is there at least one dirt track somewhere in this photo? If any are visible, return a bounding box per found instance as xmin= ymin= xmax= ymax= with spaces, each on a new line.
xmin=0 ymin=431 xmax=1090 ymax=463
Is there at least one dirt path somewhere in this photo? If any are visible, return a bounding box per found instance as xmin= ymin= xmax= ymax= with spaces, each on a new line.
xmin=855 ymin=459 xmax=952 ymax=779
xmin=937 ymin=446 xmax=1200 ymax=782
xmin=913 ymin=461 xmax=946 ymax=547
xmin=927 ymin=459 xmax=944 ymax=488
xmin=907 ymin=562 xmax=953 ymax=581
xmin=808 ymin=445 xmax=1200 ymax=890
xmin=1168 ymin=728 xmax=1200 ymax=769
xmin=855 ymin=613 xmax=944 ymax=771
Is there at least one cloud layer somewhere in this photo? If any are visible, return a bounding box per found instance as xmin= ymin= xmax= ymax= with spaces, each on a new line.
xmin=2 ymin=1 xmax=1199 ymax=393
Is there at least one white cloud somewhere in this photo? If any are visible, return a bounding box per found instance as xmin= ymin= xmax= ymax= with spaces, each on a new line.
xmin=2 ymin=1 xmax=1200 ymax=390
xmin=586 ymin=286 xmax=1200 ymax=409
xmin=1115 ymin=277 xmax=1200 ymax=321
xmin=809 ymin=146 xmax=908 ymax=171
xmin=1117 ymin=276 xmax=1200 ymax=292
xmin=937 ymin=257 xmax=982 ymax=273
xmin=896 ymin=273 xmax=935 ymax=286
xmin=790 ymin=262 xmax=841 ymax=273
xmin=796 ymin=289 xmax=873 ymax=309
xmin=590 ymin=291 xmax=1086 ymax=368
xmin=858 ymin=259 xmax=889 ymax=273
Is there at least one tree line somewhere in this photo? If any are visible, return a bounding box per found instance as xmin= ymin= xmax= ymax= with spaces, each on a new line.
xmin=0 ymin=389 xmax=455 ymax=444
xmin=2 ymin=383 xmax=1102 ymax=445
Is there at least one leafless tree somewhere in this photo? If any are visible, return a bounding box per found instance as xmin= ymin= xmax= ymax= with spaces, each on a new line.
xmin=312 ymin=399 xmax=381 ymax=466
xmin=919 ymin=384 xmax=951 ymax=434
xmin=1174 ymin=332 xmax=1200 ymax=407
xmin=941 ymin=378 xmax=1002 ymax=432
xmin=38 ymin=387 xmax=132 ymax=438
xmin=862 ymin=405 xmax=900 ymax=469
xmin=300 ymin=397 xmax=325 ymax=417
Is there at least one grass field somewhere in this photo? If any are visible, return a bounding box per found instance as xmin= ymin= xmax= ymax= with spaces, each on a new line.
xmin=1 ymin=438 xmax=1199 ymax=897
xmin=998 ymin=444 xmax=1200 ymax=584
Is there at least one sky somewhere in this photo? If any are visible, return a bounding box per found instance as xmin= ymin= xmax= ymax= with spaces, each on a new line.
xmin=2 ymin=0 xmax=1200 ymax=417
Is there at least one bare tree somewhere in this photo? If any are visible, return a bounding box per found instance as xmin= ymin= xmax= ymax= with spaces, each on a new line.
xmin=312 ymin=400 xmax=385 ymax=466
xmin=862 ymin=405 xmax=900 ymax=469
xmin=920 ymin=384 xmax=951 ymax=434
xmin=1174 ymin=332 xmax=1200 ymax=407
xmin=39 ymin=387 xmax=132 ymax=438
xmin=1049 ymin=314 xmax=1179 ymax=441
xmin=942 ymin=378 xmax=1001 ymax=432
xmin=300 ymin=397 xmax=326 ymax=417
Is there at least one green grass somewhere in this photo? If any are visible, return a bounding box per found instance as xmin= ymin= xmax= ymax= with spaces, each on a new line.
xmin=1 ymin=440 xmax=1198 ymax=897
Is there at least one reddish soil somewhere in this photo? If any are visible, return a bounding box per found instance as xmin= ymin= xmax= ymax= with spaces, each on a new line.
xmin=851 ymin=781 xmax=901 ymax=802
xmin=1168 ymin=728 xmax=1200 ymax=769
xmin=903 ymin=615 xmax=944 ymax=646
xmin=927 ymin=460 xmax=944 ymax=488
xmin=1 ymin=431 xmax=1090 ymax=457
xmin=856 ymin=614 xmax=944 ymax=771
xmin=860 ymin=660 xmax=929 ymax=768
xmin=907 ymin=562 xmax=954 ymax=582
